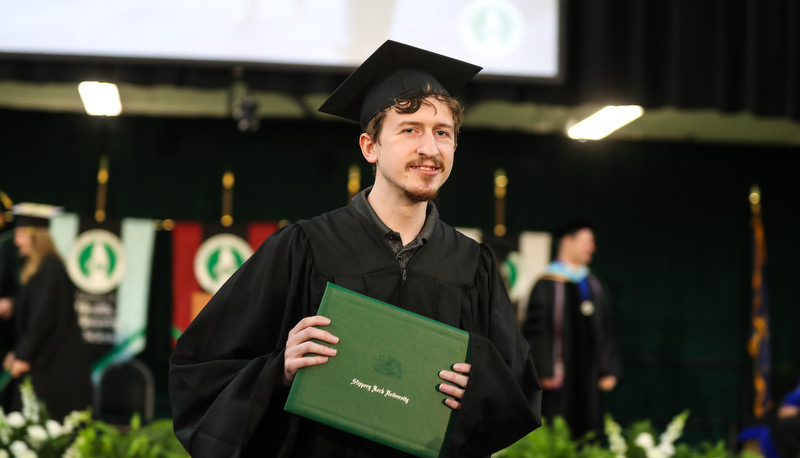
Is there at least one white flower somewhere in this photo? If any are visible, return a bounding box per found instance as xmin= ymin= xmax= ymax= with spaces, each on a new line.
xmin=0 ymin=449 xmax=8 ymax=458
xmin=657 ymin=442 xmax=675 ymax=457
xmin=604 ymin=416 xmax=627 ymax=458
xmin=44 ymin=420 xmax=63 ymax=438
xmin=61 ymin=410 xmax=90 ymax=435
xmin=0 ymin=409 xmax=11 ymax=444
xmin=19 ymin=383 xmax=39 ymax=425
xmin=609 ymin=437 xmax=627 ymax=458
xmin=9 ymin=439 xmax=37 ymax=458
xmin=635 ymin=432 xmax=655 ymax=450
xmin=26 ymin=424 xmax=48 ymax=448
xmin=6 ymin=413 xmax=25 ymax=429
xmin=9 ymin=440 xmax=30 ymax=455
xmin=26 ymin=425 xmax=47 ymax=440
xmin=659 ymin=410 xmax=688 ymax=448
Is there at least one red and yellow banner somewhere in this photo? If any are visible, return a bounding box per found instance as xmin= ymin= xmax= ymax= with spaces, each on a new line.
xmin=171 ymin=221 xmax=277 ymax=343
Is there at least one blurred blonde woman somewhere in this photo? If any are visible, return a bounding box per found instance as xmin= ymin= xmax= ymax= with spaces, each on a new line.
xmin=4 ymin=203 xmax=91 ymax=420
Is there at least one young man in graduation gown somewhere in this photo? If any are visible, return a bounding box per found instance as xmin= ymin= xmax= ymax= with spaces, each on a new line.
xmin=522 ymin=222 xmax=621 ymax=439
xmin=169 ymin=40 xmax=542 ymax=457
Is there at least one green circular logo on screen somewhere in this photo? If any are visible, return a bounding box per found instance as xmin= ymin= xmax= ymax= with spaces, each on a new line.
xmin=193 ymin=233 xmax=253 ymax=294
xmin=458 ymin=0 xmax=524 ymax=58
xmin=66 ymin=229 xmax=127 ymax=295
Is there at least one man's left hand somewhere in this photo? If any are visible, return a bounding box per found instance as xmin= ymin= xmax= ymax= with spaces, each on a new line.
xmin=439 ymin=363 xmax=471 ymax=410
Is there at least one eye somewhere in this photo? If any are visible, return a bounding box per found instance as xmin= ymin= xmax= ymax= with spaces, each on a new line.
xmin=436 ymin=130 xmax=452 ymax=137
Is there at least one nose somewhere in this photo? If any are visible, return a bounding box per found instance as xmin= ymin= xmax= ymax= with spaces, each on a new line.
xmin=417 ymin=131 xmax=439 ymax=157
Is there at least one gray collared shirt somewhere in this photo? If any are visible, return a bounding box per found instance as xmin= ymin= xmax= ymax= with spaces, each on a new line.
xmin=351 ymin=187 xmax=438 ymax=270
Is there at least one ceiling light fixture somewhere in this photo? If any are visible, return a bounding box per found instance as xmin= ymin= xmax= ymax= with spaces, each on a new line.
xmin=567 ymin=105 xmax=643 ymax=140
xmin=78 ymin=81 xmax=122 ymax=116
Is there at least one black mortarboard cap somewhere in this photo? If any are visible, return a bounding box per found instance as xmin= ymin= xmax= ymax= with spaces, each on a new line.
xmin=552 ymin=220 xmax=594 ymax=242
xmin=318 ymin=40 xmax=482 ymax=128
xmin=12 ymin=203 xmax=63 ymax=228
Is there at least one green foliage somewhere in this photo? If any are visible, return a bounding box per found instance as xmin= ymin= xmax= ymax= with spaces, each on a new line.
xmin=494 ymin=412 xmax=750 ymax=458
xmin=493 ymin=417 xmax=613 ymax=458
xmin=67 ymin=414 xmax=189 ymax=458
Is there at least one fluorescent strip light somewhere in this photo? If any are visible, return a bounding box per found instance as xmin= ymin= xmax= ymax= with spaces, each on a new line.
xmin=78 ymin=81 xmax=122 ymax=116
xmin=567 ymin=105 xmax=643 ymax=140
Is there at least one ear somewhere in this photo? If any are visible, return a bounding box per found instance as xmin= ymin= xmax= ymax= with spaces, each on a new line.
xmin=359 ymin=132 xmax=378 ymax=164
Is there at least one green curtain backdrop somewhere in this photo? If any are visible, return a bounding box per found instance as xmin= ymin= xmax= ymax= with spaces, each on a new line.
xmin=1 ymin=109 xmax=798 ymax=443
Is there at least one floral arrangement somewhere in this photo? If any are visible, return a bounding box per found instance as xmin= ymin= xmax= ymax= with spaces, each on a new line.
xmin=604 ymin=410 xmax=691 ymax=458
xmin=0 ymin=378 xmax=90 ymax=458
xmin=0 ymin=377 xmax=187 ymax=458
xmin=494 ymin=410 xmax=760 ymax=458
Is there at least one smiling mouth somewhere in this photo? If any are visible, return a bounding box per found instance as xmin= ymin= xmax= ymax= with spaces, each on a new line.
xmin=411 ymin=165 xmax=439 ymax=172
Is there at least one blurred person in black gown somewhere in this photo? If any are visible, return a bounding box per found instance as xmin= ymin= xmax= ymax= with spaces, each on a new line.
xmin=774 ymin=378 xmax=800 ymax=458
xmin=3 ymin=203 xmax=92 ymax=420
xmin=0 ymin=194 xmax=20 ymax=409
xmin=738 ymin=376 xmax=800 ymax=458
xmin=522 ymin=221 xmax=622 ymax=439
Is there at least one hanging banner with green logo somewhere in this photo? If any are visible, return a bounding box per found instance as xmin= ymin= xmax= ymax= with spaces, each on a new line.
xmin=50 ymin=214 xmax=155 ymax=381
xmin=171 ymin=221 xmax=277 ymax=345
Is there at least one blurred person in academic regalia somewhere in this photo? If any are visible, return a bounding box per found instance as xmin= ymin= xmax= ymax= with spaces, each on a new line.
xmin=0 ymin=193 xmax=21 ymax=410
xmin=522 ymin=221 xmax=622 ymax=440
xmin=738 ymin=377 xmax=800 ymax=458
xmin=3 ymin=203 xmax=92 ymax=420
xmin=774 ymin=378 xmax=800 ymax=458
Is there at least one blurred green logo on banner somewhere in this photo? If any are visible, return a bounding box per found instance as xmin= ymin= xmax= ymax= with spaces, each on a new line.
xmin=193 ymin=233 xmax=252 ymax=294
xmin=66 ymin=229 xmax=127 ymax=295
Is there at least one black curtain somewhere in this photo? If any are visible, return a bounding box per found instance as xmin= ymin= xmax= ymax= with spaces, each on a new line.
xmin=569 ymin=0 xmax=800 ymax=118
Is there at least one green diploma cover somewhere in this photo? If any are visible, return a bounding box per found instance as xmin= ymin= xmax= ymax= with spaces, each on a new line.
xmin=284 ymin=282 xmax=471 ymax=457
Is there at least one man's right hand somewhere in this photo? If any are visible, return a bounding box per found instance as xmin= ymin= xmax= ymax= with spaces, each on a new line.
xmin=283 ymin=316 xmax=339 ymax=386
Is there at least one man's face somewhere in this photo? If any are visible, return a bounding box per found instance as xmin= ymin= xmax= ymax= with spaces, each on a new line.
xmin=361 ymin=97 xmax=456 ymax=203
xmin=564 ymin=228 xmax=595 ymax=266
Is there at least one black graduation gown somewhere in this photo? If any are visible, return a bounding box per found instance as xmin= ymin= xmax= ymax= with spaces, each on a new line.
xmin=522 ymin=274 xmax=621 ymax=439
xmin=0 ymin=232 xmax=20 ymax=410
xmin=12 ymin=255 xmax=92 ymax=420
xmin=170 ymin=204 xmax=542 ymax=458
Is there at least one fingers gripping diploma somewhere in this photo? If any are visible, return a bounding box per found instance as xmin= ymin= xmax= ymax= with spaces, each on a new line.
xmin=438 ymin=363 xmax=471 ymax=410
xmin=283 ymin=316 xmax=339 ymax=386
